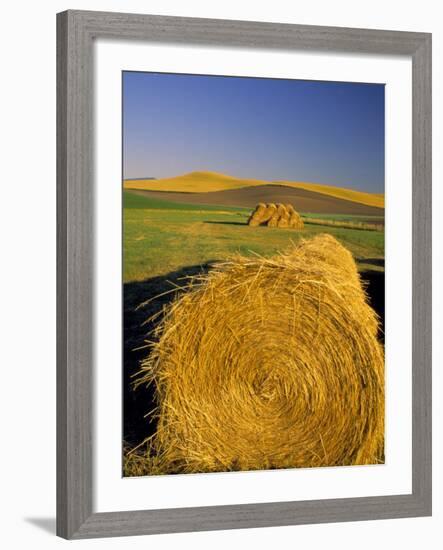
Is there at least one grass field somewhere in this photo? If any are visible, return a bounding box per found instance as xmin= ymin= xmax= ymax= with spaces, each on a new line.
xmin=123 ymin=189 xmax=249 ymax=212
xmin=300 ymin=212 xmax=384 ymax=222
xmin=123 ymin=191 xmax=384 ymax=283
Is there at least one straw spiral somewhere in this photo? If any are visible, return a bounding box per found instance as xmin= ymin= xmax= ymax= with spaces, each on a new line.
xmin=135 ymin=234 xmax=384 ymax=475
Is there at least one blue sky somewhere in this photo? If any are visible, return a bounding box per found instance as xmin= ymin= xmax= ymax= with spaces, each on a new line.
xmin=123 ymin=72 xmax=385 ymax=193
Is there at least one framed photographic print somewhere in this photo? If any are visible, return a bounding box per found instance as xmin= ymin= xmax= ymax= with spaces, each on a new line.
xmin=57 ymin=10 xmax=432 ymax=539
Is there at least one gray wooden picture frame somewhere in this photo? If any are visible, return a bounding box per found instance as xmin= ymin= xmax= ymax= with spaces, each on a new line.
xmin=57 ymin=9 xmax=432 ymax=539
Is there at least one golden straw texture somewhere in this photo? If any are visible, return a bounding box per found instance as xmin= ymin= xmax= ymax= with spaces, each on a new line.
xmin=286 ymin=204 xmax=305 ymax=229
xmin=134 ymin=234 xmax=384 ymax=475
xmin=248 ymin=202 xmax=303 ymax=229
xmin=247 ymin=202 xmax=266 ymax=226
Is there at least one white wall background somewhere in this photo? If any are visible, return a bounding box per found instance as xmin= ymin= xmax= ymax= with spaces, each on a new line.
xmin=0 ymin=0 xmax=440 ymax=548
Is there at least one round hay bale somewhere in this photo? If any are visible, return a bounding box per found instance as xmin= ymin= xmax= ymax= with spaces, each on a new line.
xmin=137 ymin=234 xmax=384 ymax=474
xmin=248 ymin=203 xmax=266 ymax=227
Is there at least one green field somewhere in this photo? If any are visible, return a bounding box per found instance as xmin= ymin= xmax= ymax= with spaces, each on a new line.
xmin=300 ymin=212 xmax=384 ymax=222
xmin=123 ymin=190 xmax=249 ymax=212
xmin=123 ymin=191 xmax=384 ymax=283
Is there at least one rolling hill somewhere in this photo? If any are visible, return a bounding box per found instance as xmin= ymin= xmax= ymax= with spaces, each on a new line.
xmin=124 ymin=171 xmax=384 ymax=210
xmin=124 ymin=171 xmax=265 ymax=193
xmin=128 ymin=185 xmax=384 ymax=216
xmin=273 ymin=181 xmax=384 ymax=209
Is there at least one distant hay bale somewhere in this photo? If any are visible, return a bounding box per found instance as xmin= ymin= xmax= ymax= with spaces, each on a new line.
xmin=261 ymin=203 xmax=277 ymax=224
xmin=276 ymin=203 xmax=290 ymax=228
xmin=267 ymin=205 xmax=281 ymax=227
xmin=285 ymin=203 xmax=295 ymax=216
xmin=247 ymin=202 xmax=267 ymax=227
xmin=289 ymin=210 xmax=304 ymax=229
xmin=248 ymin=203 xmax=277 ymax=227
xmin=133 ymin=234 xmax=384 ymax=475
xmin=247 ymin=202 xmax=303 ymax=229
xmin=250 ymin=202 xmax=266 ymax=217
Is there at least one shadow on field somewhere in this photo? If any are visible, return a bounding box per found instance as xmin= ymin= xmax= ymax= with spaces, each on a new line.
xmin=358 ymin=257 xmax=385 ymax=268
xmin=124 ymin=263 xmax=215 ymax=447
xmin=204 ymin=220 xmax=247 ymax=226
xmin=124 ymin=261 xmax=385 ymax=447
xmin=358 ymin=263 xmax=385 ymax=344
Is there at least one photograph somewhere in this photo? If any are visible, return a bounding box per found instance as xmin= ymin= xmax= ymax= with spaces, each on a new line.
xmin=122 ymin=71 xmax=386 ymax=477
xmin=0 ymin=1 xmax=435 ymax=545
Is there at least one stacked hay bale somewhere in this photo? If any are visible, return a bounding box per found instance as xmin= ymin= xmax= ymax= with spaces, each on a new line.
xmin=273 ymin=203 xmax=290 ymax=228
xmin=286 ymin=204 xmax=304 ymax=229
xmin=134 ymin=234 xmax=384 ymax=475
xmin=267 ymin=204 xmax=281 ymax=227
xmin=247 ymin=202 xmax=266 ymax=227
xmin=248 ymin=202 xmax=277 ymax=227
xmin=262 ymin=203 xmax=277 ymax=224
xmin=248 ymin=202 xmax=304 ymax=229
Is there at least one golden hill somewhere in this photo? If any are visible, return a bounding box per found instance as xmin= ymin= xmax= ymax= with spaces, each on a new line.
xmin=124 ymin=171 xmax=384 ymax=209
xmin=124 ymin=171 xmax=265 ymax=193
xmin=273 ymin=181 xmax=384 ymax=209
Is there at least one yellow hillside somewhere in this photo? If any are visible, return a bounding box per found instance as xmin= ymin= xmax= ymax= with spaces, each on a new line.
xmin=124 ymin=171 xmax=265 ymax=193
xmin=272 ymin=181 xmax=385 ymax=209
xmin=124 ymin=171 xmax=384 ymax=209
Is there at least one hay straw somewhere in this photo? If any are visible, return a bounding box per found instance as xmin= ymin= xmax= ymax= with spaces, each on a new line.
xmin=289 ymin=210 xmax=304 ymax=229
xmin=248 ymin=202 xmax=303 ymax=229
xmin=267 ymin=205 xmax=281 ymax=228
xmin=248 ymin=203 xmax=277 ymax=227
xmin=261 ymin=202 xmax=277 ymax=224
xmin=284 ymin=203 xmax=304 ymax=229
xmin=247 ymin=202 xmax=266 ymax=227
xmin=276 ymin=203 xmax=290 ymax=228
xmin=133 ymin=234 xmax=384 ymax=475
